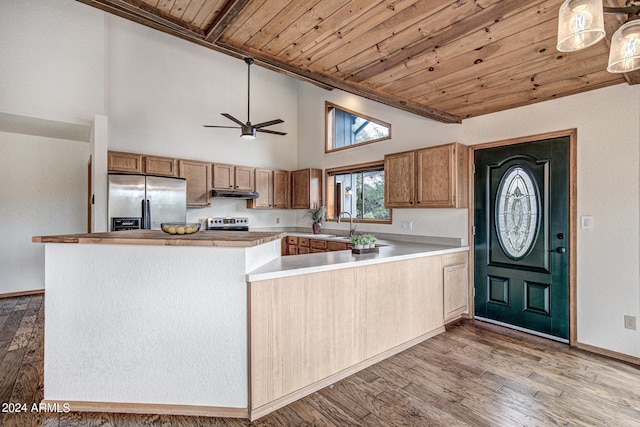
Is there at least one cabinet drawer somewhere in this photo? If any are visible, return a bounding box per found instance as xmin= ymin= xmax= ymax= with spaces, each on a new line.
xmin=298 ymin=238 xmax=310 ymax=247
xmin=310 ymin=239 xmax=328 ymax=250
xmin=310 ymin=248 xmax=326 ymax=253
xmin=298 ymin=247 xmax=310 ymax=254
xmin=327 ymin=241 xmax=349 ymax=251
xmin=286 ymin=237 xmax=298 ymax=245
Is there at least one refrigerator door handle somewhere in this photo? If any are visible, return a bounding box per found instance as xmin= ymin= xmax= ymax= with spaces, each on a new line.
xmin=141 ymin=199 xmax=147 ymax=229
xmin=146 ymin=199 xmax=151 ymax=229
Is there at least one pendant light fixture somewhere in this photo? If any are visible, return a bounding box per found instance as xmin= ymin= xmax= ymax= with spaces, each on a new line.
xmin=556 ymin=0 xmax=640 ymax=73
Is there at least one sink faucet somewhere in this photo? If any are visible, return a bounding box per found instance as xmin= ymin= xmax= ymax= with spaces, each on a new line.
xmin=337 ymin=211 xmax=356 ymax=236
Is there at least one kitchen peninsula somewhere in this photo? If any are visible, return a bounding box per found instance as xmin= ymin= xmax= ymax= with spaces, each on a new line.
xmin=33 ymin=230 xmax=468 ymax=420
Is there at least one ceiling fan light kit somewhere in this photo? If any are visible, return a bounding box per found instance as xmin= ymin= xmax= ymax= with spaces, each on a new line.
xmin=557 ymin=0 xmax=640 ymax=73
xmin=204 ymin=57 xmax=286 ymax=139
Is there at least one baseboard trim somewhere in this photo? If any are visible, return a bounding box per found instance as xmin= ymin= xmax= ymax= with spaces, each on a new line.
xmin=0 ymin=289 xmax=44 ymax=299
xmin=576 ymin=342 xmax=640 ymax=366
xmin=249 ymin=326 xmax=446 ymax=421
xmin=42 ymin=400 xmax=248 ymax=419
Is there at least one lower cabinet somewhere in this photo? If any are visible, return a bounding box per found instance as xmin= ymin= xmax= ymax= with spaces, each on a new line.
xmin=248 ymin=255 xmax=445 ymax=416
xmin=443 ymin=251 xmax=469 ymax=322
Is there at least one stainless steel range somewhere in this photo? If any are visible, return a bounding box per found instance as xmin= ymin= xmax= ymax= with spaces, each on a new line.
xmin=206 ymin=217 xmax=249 ymax=231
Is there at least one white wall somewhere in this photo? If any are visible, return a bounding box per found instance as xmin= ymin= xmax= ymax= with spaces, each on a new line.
xmin=0 ymin=132 xmax=89 ymax=294
xmin=0 ymin=0 xmax=105 ymax=124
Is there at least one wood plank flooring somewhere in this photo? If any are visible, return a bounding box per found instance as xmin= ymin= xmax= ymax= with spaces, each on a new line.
xmin=1 ymin=294 xmax=639 ymax=426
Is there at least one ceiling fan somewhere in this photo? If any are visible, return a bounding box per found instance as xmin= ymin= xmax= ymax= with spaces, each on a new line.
xmin=203 ymin=57 xmax=286 ymax=139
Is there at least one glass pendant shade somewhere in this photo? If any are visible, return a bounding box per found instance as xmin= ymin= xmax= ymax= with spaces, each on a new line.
xmin=557 ymin=0 xmax=606 ymax=52
xmin=607 ymin=19 xmax=640 ymax=72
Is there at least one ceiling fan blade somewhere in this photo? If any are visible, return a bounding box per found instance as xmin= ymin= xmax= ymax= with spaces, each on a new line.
xmin=203 ymin=125 xmax=241 ymax=129
xmin=257 ymin=128 xmax=287 ymax=136
xmin=253 ymin=119 xmax=284 ymax=129
xmin=221 ymin=113 xmax=246 ymax=127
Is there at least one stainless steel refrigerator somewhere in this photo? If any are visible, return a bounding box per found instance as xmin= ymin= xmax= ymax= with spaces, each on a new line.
xmin=108 ymin=174 xmax=187 ymax=231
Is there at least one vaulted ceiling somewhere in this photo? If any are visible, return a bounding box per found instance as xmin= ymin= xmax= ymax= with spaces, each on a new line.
xmin=76 ymin=0 xmax=639 ymax=123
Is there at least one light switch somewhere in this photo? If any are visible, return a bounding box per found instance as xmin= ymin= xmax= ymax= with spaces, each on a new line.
xmin=581 ymin=216 xmax=593 ymax=229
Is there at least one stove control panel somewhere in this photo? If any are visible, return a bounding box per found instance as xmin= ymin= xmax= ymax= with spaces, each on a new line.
xmin=206 ymin=217 xmax=249 ymax=230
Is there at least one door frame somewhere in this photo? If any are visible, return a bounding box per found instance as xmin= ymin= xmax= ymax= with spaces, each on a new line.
xmin=467 ymin=129 xmax=577 ymax=346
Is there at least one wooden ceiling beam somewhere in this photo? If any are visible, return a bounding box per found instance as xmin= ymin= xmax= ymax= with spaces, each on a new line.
xmin=203 ymin=0 xmax=252 ymax=43
xmin=215 ymin=42 xmax=461 ymax=123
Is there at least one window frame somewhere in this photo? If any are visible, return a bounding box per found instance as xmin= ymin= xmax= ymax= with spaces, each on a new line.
xmin=325 ymin=102 xmax=392 ymax=153
xmin=325 ymin=161 xmax=392 ymax=225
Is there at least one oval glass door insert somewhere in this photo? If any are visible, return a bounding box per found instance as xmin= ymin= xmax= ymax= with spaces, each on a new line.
xmin=495 ymin=166 xmax=540 ymax=259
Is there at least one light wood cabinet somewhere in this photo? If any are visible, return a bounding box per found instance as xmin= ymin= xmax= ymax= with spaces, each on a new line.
xmin=443 ymin=251 xmax=469 ymax=322
xmin=290 ymin=168 xmax=323 ymax=209
xmin=178 ymin=160 xmax=211 ymax=208
xmin=417 ymin=143 xmax=468 ymax=208
xmin=384 ymin=142 xmax=468 ymax=208
xmin=213 ymin=163 xmax=255 ymax=191
xmin=273 ymin=170 xmax=290 ymax=208
xmin=248 ymin=169 xmax=289 ymax=209
xmin=250 ymin=168 xmax=273 ymax=209
xmin=144 ymin=155 xmax=178 ymax=177
xmin=384 ymin=151 xmax=416 ymax=208
xmin=108 ymin=151 xmax=143 ymax=173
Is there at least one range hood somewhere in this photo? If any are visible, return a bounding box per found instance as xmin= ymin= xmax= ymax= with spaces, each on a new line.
xmin=211 ymin=189 xmax=259 ymax=199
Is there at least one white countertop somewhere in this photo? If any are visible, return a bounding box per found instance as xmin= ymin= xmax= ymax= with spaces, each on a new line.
xmin=246 ymin=241 xmax=468 ymax=281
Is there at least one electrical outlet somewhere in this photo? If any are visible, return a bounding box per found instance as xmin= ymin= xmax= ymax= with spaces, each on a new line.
xmin=624 ymin=315 xmax=636 ymax=330
xmin=276 ymin=217 xmax=280 ymax=224
xmin=401 ymin=220 xmax=413 ymax=230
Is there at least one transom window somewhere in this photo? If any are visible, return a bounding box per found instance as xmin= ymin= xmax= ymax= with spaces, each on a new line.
xmin=326 ymin=162 xmax=391 ymax=224
xmin=325 ymin=102 xmax=391 ymax=153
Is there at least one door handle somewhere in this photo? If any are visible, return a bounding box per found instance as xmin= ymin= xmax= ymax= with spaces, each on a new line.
xmin=547 ymin=247 xmax=566 ymax=254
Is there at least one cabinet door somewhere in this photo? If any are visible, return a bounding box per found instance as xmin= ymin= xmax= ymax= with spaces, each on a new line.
xmin=417 ymin=144 xmax=455 ymax=208
xmin=108 ymin=151 xmax=143 ymax=173
xmin=179 ymin=160 xmax=211 ymax=208
xmin=291 ymin=168 xmax=322 ymax=209
xmin=384 ymin=151 xmax=415 ymax=207
xmin=251 ymin=169 xmax=273 ymax=208
xmin=212 ymin=163 xmax=234 ymax=189
xmin=273 ymin=170 xmax=290 ymax=208
xmin=443 ymin=251 xmax=469 ymax=322
xmin=235 ymin=166 xmax=255 ymax=191
xmin=144 ymin=156 xmax=178 ymax=177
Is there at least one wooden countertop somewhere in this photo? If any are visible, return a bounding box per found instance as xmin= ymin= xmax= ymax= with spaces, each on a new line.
xmin=32 ymin=230 xmax=286 ymax=248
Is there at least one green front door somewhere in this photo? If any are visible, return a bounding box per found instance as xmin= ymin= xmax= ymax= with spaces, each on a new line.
xmin=474 ymin=137 xmax=569 ymax=340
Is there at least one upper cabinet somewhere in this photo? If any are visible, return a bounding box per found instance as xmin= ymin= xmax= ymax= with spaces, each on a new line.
xmin=273 ymin=170 xmax=290 ymax=208
xmin=108 ymin=151 xmax=178 ymax=177
xmin=144 ymin=155 xmax=178 ymax=177
xmin=179 ymin=160 xmax=211 ymax=208
xmin=385 ymin=142 xmax=468 ymax=209
xmin=248 ymin=169 xmax=290 ymax=209
xmin=213 ymin=164 xmax=255 ymax=191
xmin=108 ymin=151 xmax=143 ymax=173
xmin=384 ymin=151 xmax=416 ymax=208
xmin=290 ymin=168 xmax=323 ymax=209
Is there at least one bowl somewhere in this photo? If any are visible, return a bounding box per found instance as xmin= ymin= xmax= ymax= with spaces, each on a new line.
xmin=160 ymin=222 xmax=201 ymax=235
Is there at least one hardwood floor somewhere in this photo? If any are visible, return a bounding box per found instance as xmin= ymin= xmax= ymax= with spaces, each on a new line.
xmin=1 ymin=295 xmax=639 ymax=426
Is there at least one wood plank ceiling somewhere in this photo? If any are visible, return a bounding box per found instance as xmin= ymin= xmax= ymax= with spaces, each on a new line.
xmin=76 ymin=0 xmax=640 ymax=123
